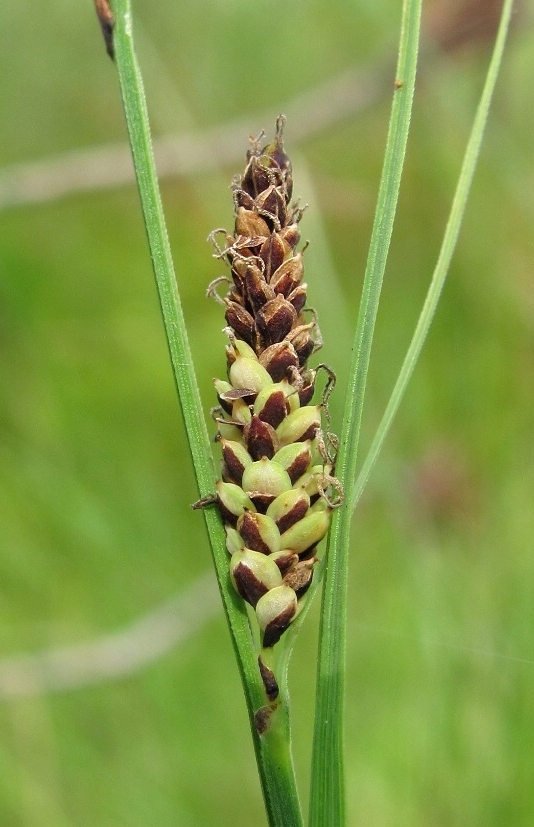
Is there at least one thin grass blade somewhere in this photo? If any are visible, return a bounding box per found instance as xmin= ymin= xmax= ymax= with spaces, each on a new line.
xmin=106 ymin=2 xmax=302 ymax=824
xmin=352 ymin=0 xmax=516 ymax=510
xmin=309 ymin=3 xmax=422 ymax=825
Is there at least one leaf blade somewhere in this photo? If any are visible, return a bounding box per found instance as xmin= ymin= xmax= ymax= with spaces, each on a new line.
xmin=309 ymin=3 xmax=422 ymax=825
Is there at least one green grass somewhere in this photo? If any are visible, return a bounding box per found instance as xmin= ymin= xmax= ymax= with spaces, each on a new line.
xmin=1 ymin=2 xmax=534 ymax=825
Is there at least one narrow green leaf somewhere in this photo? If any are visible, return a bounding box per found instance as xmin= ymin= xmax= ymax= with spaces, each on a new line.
xmin=310 ymin=0 xmax=514 ymax=823
xmin=309 ymin=2 xmax=422 ymax=825
xmin=352 ymin=0 xmax=515 ymax=510
xmin=106 ymin=2 xmax=302 ymax=824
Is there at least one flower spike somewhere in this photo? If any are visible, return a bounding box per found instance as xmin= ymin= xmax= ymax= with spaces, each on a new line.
xmin=208 ymin=118 xmax=343 ymax=681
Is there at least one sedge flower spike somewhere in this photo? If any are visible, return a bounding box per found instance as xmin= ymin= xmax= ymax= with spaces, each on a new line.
xmin=207 ymin=116 xmax=342 ymax=689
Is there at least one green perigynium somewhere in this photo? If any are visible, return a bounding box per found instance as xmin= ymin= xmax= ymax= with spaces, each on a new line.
xmin=209 ymin=116 xmax=342 ymax=681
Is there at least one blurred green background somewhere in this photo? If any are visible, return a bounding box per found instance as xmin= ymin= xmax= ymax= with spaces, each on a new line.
xmin=1 ymin=1 xmax=533 ymax=825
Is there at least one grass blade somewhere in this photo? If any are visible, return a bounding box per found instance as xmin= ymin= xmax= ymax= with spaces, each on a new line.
xmin=309 ymin=2 xmax=422 ymax=825
xmin=352 ymin=0 xmax=516 ymax=510
xmin=106 ymin=2 xmax=302 ymax=824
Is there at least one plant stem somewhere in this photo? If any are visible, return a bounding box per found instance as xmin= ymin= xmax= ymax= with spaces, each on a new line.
xmin=261 ymin=692 xmax=303 ymax=827
xmin=106 ymin=2 xmax=302 ymax=823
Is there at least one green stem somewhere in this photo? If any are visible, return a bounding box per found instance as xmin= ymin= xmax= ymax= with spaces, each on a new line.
xmin=260 ymin=689 xmax=303 ymax=827
xmin=106 ymin=2 xmax=302 ymax=824
xmin=309 ymin=3 xmax=421 ymax=825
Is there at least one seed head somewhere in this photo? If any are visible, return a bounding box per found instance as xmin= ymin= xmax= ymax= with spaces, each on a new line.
xmin=208 ymin=117 xmax=342 ymax=677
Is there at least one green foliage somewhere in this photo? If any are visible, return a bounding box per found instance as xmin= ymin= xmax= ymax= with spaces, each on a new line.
xmin=1 ymin=2 xmax=533 ymax=826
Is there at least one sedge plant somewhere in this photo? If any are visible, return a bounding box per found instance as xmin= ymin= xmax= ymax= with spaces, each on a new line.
xmin=94 ymin=0 xmax=515 ymax=824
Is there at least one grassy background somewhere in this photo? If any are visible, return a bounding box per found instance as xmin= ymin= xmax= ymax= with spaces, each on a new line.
xmin=1 ymin=1 xmax=534 ymax=825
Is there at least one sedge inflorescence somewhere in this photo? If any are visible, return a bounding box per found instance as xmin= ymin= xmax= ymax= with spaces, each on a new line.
xmin=209 ymin=117 xmax=342 ymax=654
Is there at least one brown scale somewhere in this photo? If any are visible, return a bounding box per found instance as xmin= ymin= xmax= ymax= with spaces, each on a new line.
xmin=219 ymin=122 xmax=316 ymax=390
